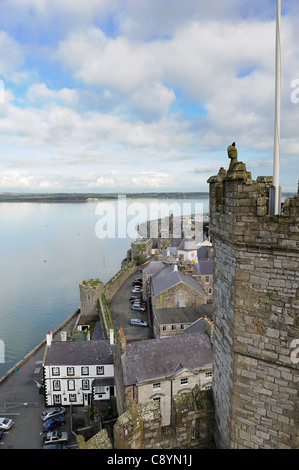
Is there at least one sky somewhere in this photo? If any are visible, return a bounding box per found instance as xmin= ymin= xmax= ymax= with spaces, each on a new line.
xmin=0 ymin=0 xmax=298 ymax=194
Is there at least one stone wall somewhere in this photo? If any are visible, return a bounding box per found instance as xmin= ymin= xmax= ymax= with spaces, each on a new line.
xmin=208 ymin=162 xmax=299 ymax=449
xmin=113 ymin=388 xmax=214 ymax=449
xmin=153 ymin=282 xmax=207 ymax=309
xmin=79 ymin=279 xmax=104 ymax=319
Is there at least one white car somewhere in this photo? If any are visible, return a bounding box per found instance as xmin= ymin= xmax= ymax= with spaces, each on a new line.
xmin=0 ymin=417 xmax=14 ymax=430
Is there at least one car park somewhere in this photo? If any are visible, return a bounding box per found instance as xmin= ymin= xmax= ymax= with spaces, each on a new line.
xmin=42 ymin=416 xmax=65 ymax=432
xmin=41 ymin=407 xmax=66 ymax=422
xmin=0 ymin=418 xmax=14 ymax=430
xmin=44 ymin=431 xmax=68 ymax=445
xmin=130 ymin=318 xmax=148 ymax=327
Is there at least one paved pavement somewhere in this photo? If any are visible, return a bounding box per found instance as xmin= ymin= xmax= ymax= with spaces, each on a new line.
xmin=0 ymin=317 xmax=79 ymax=450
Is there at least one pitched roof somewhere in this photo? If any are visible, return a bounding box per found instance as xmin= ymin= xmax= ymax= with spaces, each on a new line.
xmin=142 ymin=260 xmax=166 ymax=275
xmin=44 ymin=340 xmax=114 ymax=366
xmin=197 ymin=258 xmax=214 ymax=275
xmin=154 ymin=306 xmax=204 ymax=324
xmin=178 ymin=238 xmax=198 ymax=251
xmin=151 ymin=264 xmax=206 ymax=297
xmin=121 ymin=332 xmax=212 ymax=386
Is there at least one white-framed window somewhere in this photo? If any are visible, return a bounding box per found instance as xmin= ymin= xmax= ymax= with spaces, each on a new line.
xmin=69 ymin=394 xmax=77 ymax=402
xmin=181 ymin=378 xmax=188 ymax=386
xmin=67 ymin=367 xmax=75 ymax=376
xmin=82 ymin=379 xmax=89 ymax=390
xmin=68 ymin=379 xmax=75 ymax=391
xmin=52 ymin=367 xmax=60 ymax=376
xmin=81 ymin=366 xmax=89 ymax=375
xmin=180 ymin=324 xmax=185 ymax=330
xmin=205 ymin=371 xmax=212 ymax=378
xmin=171 ymin=324 xmax=176 ymax=331
xmin=205 ymin=276 xmax=210 ymax=284
xmin=97 ymin=366 xmax=104 ymax=375
xmin=153 ymin=382 xmax=161 ymax=390
xmin=162 ymin=325 xmax=167 ymax=331
xmin=53 ymin=394 xmax=61 ymax=405
xmin=53 ymin=380 xmax=61 ymax=391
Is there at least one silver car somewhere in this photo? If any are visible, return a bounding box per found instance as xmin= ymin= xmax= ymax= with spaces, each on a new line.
xmin=41 ymin=407 xmax=66 ymax=421
xmin=44 ymin=431 xmax=68 ymax=445
xmin=0 ymin=417 xmax=14 ymax=430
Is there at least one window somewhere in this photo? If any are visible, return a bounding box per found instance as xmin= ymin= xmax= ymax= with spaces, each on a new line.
xmin=153 ymin=382 xmax=161 ymax=389
xmin=67 ymin=379 xmax=75 ymax=391
xmin=97 ymin=366 xmax=104 ymax=375
xmin=153 ymin=397 xmax=161 ymax=404
xmin=181 ymin=378 xmax=188 ymax=386
xmin=171 ymin=325 xmax=176 ymax=331
xmin=205 ymin=276 xmax=210 ymax=284
xmin=180 ymin=324 xmax=185 ymax=330
xmin=53 ymin=394 xmax=61 ymax=405
xmin=67 ymin=367 xmax=74 ymax=376
xmin=82 ymin=379 xmax=89 ymax=390
xmin=208 ymin=288 xmax=212 ymax=294
xmin=53 ymin=380 xmax=61 ymax=391
xmin=205 ymin=371 xmax=213 ymax=378
xmin=52 ymin=367 xmax=60 ymax=376
xmin=69 ymin=394 xmax=77 ymax=402
xmin=94 ymin=386 xmax=106 ymax=394
xmin=81 ymin=366 xmax=89 ymax=375
xmin=162 ymin=325 xmax=167 ymax=331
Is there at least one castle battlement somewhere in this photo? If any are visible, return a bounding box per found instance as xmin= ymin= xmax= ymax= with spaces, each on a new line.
xmin=208 ymin=147 xmax=299 ymax=449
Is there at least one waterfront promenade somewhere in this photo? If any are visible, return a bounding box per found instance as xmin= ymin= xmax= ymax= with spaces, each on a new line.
xmin=0 ymin=312 xmax=79 ymax=449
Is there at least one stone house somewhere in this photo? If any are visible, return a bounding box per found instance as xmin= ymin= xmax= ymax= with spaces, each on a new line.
xmin=151 ymin=263 xmax=207 ymax=309
xmin=120 ymin=332 xmax=213 ymax=426
xmin=43 ymin=332 xmax=115 ymax=407
xmin=152 ymin=304 xmax=213 ymax=338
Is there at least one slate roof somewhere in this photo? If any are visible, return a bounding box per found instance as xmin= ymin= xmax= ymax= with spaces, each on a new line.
xmin=122 ymin=332 xmax=212 ymax=386
xmin=151 ymin=264 xmax=206 ymax=297
xmin=197 ymin=258 xmax=214 ymax=275
xmin=44 ymin=340 xmax=114 ymax=366
xmin=178 ymin=238 xmax=198 ymax=251
xmin=154 ymin=306 xmax=204 ymax=324
xmin=142 ymin=260 xmax=166 ymax=275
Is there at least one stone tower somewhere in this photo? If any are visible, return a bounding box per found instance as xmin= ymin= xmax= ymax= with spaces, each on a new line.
xmin=207 ymin=155 xmax=299 ymax=449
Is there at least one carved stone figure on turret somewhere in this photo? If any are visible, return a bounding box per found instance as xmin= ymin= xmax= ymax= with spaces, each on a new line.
xmin=227 ymin=142 xmax=238 ymax=172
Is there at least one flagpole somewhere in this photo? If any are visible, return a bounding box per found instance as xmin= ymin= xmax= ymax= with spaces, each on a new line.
xmin=273 ymin=0 xmax=281 ymax=214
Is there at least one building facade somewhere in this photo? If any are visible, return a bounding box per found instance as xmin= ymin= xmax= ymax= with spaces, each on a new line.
xmin=43 ymin=333 xmax=115 ymax=407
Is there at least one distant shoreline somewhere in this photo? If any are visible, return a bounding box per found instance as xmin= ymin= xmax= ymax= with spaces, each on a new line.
xmin=0 ymin=192 xmax=210 ymax=203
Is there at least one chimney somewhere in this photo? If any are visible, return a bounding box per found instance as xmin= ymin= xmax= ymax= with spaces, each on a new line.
xmin=46 ymin=331 xmax=52 ymax=347
xmin=109 ymin=329 xmax=114 ymax=345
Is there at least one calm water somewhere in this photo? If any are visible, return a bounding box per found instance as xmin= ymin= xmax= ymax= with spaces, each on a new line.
xmin=0 ymin=197 xmax=209 ymax=377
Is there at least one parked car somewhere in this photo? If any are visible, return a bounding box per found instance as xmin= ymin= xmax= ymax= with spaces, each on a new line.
xmin=132 ymin=301 xmax=146 ymax=308
xmin=132 ymin=287 xmax=143 ymax=294
xmin=41 ymin=407 xmax=66 ymax=422
xmin=131 ymin=304 xmax=146 ymax=312
xmin=42 ymin=416 xmax=65 ymax=432
xmin=0 ymin=418 xmax=14 ymax=430
xmin=132 ymin=281 xmax=142 ymax=287
xmin=130 ymin=318 xmax=148 ymax=327
xmin=42 ymin=444 xmax=68 ymax=449
xmin=44 ymin=431 xmax=68 ymax=445
xmin=0 ymin=430 xmax=4 ymax=440
xmin=130 ymin=296 xmax=141 ymax=302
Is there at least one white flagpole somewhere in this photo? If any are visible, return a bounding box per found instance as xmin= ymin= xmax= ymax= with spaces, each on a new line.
xmin=273 ymin=0 xmax=281 ymax=214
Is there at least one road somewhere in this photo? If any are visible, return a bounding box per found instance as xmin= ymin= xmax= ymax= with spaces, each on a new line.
xmin=0 ymin=319 xmax=79 ymax=449
xmin=109 ymin=271 xmax=152 ymax=340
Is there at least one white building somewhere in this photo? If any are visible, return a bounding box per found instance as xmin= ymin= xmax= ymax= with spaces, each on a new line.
xmin=43 ymin=332 xmax=115 ymax=407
